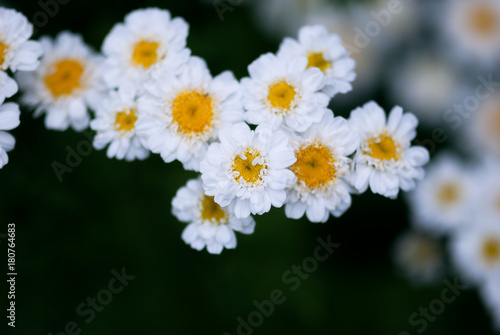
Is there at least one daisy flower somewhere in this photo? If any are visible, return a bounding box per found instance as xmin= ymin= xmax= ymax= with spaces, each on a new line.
xmin=241 ymin=52 xmax=329 ymax=132
xmin=450 ymin=219 xmax=500 ymax=285
xmin=90 ymin=84 xmax=149 ymax=161
xmin=277 ymin=24 xmax=356 ymax=98
xmin=101 ymin=8 xmax=190 ymax=88
xmin=408 ymin=153 xmax=476 ymax=236
xmin=392 ymin=230 xmax=444 ymax=284
xmin=172 ymin=178 xmax=255 ymax=254
xmin=0 ymin=102 xmax=20 ymax=168
xmin=136 ymin=56 xmax=244 ymax=171
xmin=200 ymin=122 xmax=296 ymax=219
xmin=16 ymin=31 xmax=103 ymax=131
xmin=0 ymin=70 xmax=17 ymax=104
xmin=349 ymin=101 xmax=429 ymax=199
xmin=0 ymin=7 xmax=43 ymax=72
xmin=443 ymin=0 xmax=500 ymax=65
xmin=285 ymin=113 xmax=359 ymax=223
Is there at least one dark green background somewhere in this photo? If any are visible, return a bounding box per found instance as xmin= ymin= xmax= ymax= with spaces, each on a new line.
xmin=0 ymin=0 xmax=495 ymax=334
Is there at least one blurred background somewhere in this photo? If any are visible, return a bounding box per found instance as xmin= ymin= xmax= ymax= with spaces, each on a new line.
xmin=1 ymin=0 xmax=499 ymax=334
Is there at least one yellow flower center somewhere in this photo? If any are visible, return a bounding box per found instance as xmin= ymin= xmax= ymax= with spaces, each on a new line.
xmin=132 ymin=40 xmax=160 ymax=69
xmin=200 ymin=195 xmax=226 ymax=224
xmin=0 ymin=41 xmax=8 ymax=68
xmin=43 ymin=59 xmax=85 ymax=97
xmin=468 ymin=5 xmax=498 ymax=37
xmin=290 ymin=143 xmax=336 ymax=189
xmin=364 ymin=134 xmax=400 ymax=161
xmin=267 ymin=81 xmax=296 ymax=112
xmin=232 ymin=148 xmax=266 ymax=185
xmin=171 ymin=90 xmax=214 ymax=135
xmin=114 ymin=109 xmax=137 ymax=133
xmin=307 ymin=52 xmax=331 ymax=72
xmin=436 ymin=183 xmax=461 ymax=207
xmin=482 ymin=237 xmax=500 ymax=264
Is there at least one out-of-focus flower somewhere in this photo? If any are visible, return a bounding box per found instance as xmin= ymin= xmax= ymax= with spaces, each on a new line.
xmin=277 ymin=25 xmax=356 ymax=98
xmin=465 ymin=93 xmax=500 ymax=158
xmin=285 ymin=113 xmax=358 ymax=223
xmin=136 ymin=56 xmax=243 ymax=171
xmin=349 ymin=101 xmax=429 ymax=198
xmin=16 ymin=32 xmax=104 ymax=131
xmin=173 ymin=178 xmax=255 ymax=254
xmin=200 ymin=122 xmax=296 ymax=219
xmin=242 ymin=52 xmax=329 ymax=132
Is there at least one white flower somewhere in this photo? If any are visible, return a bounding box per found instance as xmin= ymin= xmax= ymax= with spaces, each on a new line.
xmin=0 ymin=71 xmax=17 ymax=104
xmin=241 ymin=52 xmax=329 ymax=132
xmin=136 ymin=56 xmax=244 ymax=171
xmin=101 ymin=8 xmax=190 ymax=88
xmin=0 ymin=7 xmax=43 ymax=72
xmin=0 ymin=102 xmax=20 ymax=168
xmin=466 ymin=93 xmax=500 ymax=157
xmin=408 ymin=153 xmax=476 ymax=236
xmin=172 ymin=178 xmax=255 ymax=254
xmin=16 ymin=31 xmax=104 ymax=131
xmin=90 ymin=84 xmax=149 ymax=161
xmin=277 ymin=24 xmax=356 ymax=98
xmin=285 ymin=113 xmax=359 ymax=222
xmin=200 ymin=122 xmax=296 ymax=219
xmin=349 ymin=101 xmax=430 ymax=198
xmin=443 ymin=0 xmax=500 ymax=65
xmin=450 ymin=219 xmax=500 ymax=285
xmin=393 ymin=230 xmax=444 ymax=284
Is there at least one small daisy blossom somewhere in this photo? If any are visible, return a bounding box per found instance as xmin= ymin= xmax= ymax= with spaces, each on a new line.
xmin=90 ymin=84 xmax=149 ymax=161
xmin=277 ymin=24 xmax=356 ymax=98
xmin=16 ymin=31 xmax=104 ymax=131
xmin=200 ymin=122 xmax=296 ymax=219
xmin=349 ymin=101 xmax=430 ymax=199
xmin=0 ymin=71 xmax=17 ymax=104
xmin=285 ymin=113 xmax=359 ymax=222
xmin=408 ymin=153 xmax=476 ymax=235
xmin=0 ymin=102 xmax=20 ymax=168
xmin=241 ymin=52 xmax=329 ymax=132
xmin=101 ymin=8 xmax=190 ymax=88
xmin=450 ymin=219 xmax=500 ymax=285
xmin=136 ymin=56 xmax=244 ymax=171
xmin=392 ymin=230 xmax=444 ymax=284
xmin=172 ymin=178 xmax=255 ymax=254
xmin=0 ymin=7 xmax=43 ymax=72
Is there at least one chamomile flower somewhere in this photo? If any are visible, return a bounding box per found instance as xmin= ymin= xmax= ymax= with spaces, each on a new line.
xmin=101 ymin=8 xmax=190 ymax=88
xmin=136 ymin=56 xmax=244 ymax=171
xmin=393 ymin=230 xmax=444 ymax=284
xmin=277 ymin=24 xmax=356 ymax=98
xmin=172 ymin=178 xmax=255 ymax=254
xmin=90 ymin=85 xmax=149 ymax=161
xmin=241 ymin=52 xmax=329 ymax=132
xmin=450 ymin=219 xmax=500 ymax=285
xmin=0 ymin=7 xmax=43 ymax=72
xmin=200 ymin=122 xmax=296 ymax=219
xmin=349 ymin=102 xmax=429 ymax=199
xmin=285 ymin=113 xmax=359 ymax=222
xmin=408 ymin=154 xmax=476 ymax=235
xmin=0 ymin=102 xmax=20 ymax=168
xmin=443 ymin=0 xmax=500 ymax=65
xmin=0 ymin=71 xmax=17 ymax=104
xmin=16 ymin=32 xmax=103 ymax=131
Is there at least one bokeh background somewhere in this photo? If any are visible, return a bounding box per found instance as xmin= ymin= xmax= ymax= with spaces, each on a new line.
xmin=0 ymin=0 xmax=498 ymax=334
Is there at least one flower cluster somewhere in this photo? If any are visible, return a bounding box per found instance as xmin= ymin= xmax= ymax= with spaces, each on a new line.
xmin=4 ymin=8 xmax=430 ymax=255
